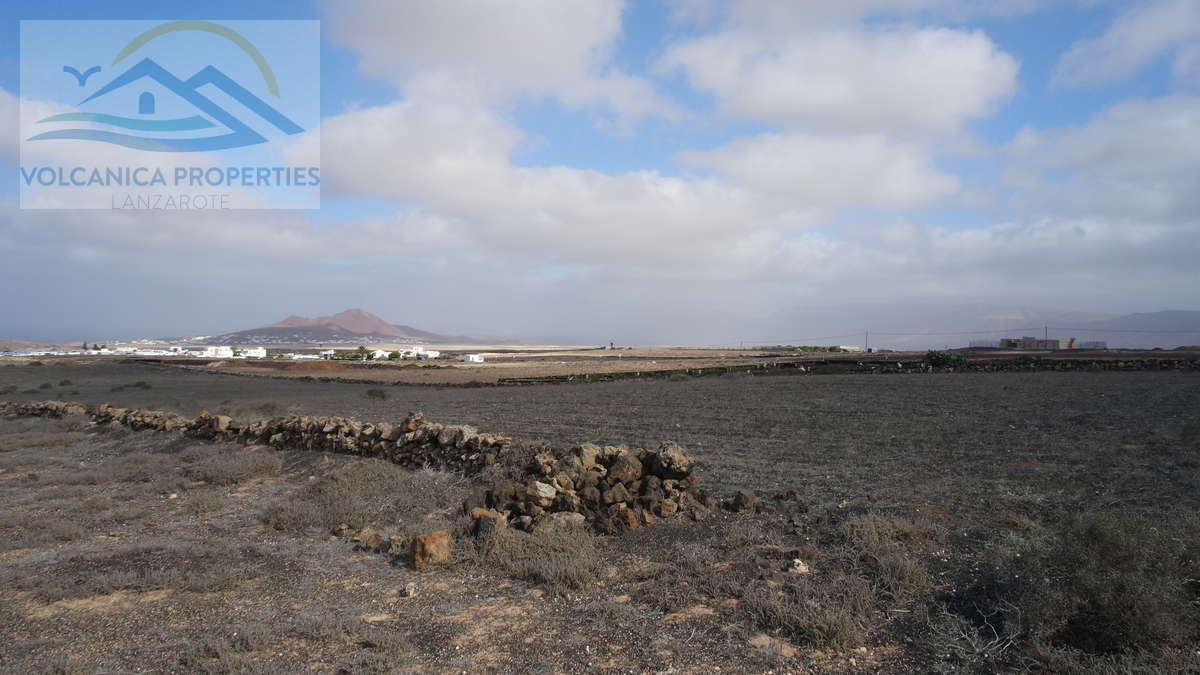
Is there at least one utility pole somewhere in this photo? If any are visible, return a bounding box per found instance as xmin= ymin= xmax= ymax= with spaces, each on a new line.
xmin=865 ymin=329 xmax=869 ymax=352
xmin=1044 ymin=325 xmax=1048 ymax=341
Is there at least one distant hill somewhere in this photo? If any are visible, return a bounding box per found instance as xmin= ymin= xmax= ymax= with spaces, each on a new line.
xmin=746 ymin=304 xmax=1200 ymax=350
xmin=1063 ymin=311 xmax=1200 ymax=348
xmin=0 ymin=338 xmax=51 ymax=352
xmin=198 ymin=309 xmax=475 ymax=346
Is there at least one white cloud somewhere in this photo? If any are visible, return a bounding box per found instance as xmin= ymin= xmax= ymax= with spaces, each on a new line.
xmin=1055 ymin=0 xmax=1200 ymax=85
xmin=666 ymin=0 xmax=1053 ymax=30
xmin=1007 ymin=95 xmax=1200 ymax=222
xmin=661 ymin=25 xmax=1018 ymax=136
xmin=6 ymin=5 xmax=1196 ymax=343
xmin=681 ymin=132 xmax=960 ymax=210
xmin=764 ymin=217 xmax=1200 ymax=311
xmin=306 ymin=97 xmax=974 ymax=272
xmin=0 ymin=195 xmax=467 ymax=263
xmin=299 ymin=98 xmax=801 ymax=271
xmin=0 ymin=87 xmax=15 ymax=158
xmin=326 ymin=0 xmax=679 ymax=124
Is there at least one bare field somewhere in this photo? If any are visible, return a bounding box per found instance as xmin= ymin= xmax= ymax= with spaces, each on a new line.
xmin=196 ymin=347 xmax=838 ymax=385
xmin=2 ymin=361 xmax=1199 ymax=672
xmin=163 ymin=346 xmax=1200 ymax=385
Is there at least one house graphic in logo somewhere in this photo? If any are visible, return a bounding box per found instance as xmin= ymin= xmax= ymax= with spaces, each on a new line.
xmin=27 ymin=20 xmax=303 ymax=153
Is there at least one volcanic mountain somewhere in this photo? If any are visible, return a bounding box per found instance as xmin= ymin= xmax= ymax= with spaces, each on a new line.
xmin=0 ymin=338 xmax=51 ymax=352
xmin=199 ymin=309 xmax=472 ymax=345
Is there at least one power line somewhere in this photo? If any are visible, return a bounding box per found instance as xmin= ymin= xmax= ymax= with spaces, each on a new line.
xmin=707 ymin=324 xmax=1200 ymax=347
xmin=699 ymin=333 xmax=865 ymax=347
xmin=1048 ymin=327 xmax=1200 ymax=334
xmin=873 ymin=326 xmax=1044 ymax=337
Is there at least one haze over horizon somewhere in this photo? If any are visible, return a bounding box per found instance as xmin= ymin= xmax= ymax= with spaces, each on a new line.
xmin=2 ymin=1 xmax=1198 ymax=344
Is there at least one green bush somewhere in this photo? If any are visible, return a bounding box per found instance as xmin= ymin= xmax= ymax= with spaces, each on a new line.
xmin=925 ymin=350 xmax=969 ymax=368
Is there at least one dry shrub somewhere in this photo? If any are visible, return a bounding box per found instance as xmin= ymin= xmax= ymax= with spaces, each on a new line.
xmin=183 ymin=449 xmax=282 ymax=486
xmin=1001 ymin=512 xmax=1200 ymax=658
xmin=0 ymin=513 xmax=85 ymax=551
xmin=741 ymin=573 xmax=874 ymax=650
xmin=9 ymin=432 xmax=85 ymax=449
xmin=841 ymin=512 xmax=945 ymax=554
xmin=213 ymin=400 xmax=286 ymax=421
xmin=262 ymin=459 xmax=468 ymax=536
xmin=477 ymin=526 xmax=602 ymax=592
xmin=13 ymin=541 xmax=268 ymax=602
xmin=841 ymin=512 xmax=943 ymax=602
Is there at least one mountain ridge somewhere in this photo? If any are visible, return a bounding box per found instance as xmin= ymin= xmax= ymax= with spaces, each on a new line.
xmin=199 ymin=309 xmax=476 ymax=345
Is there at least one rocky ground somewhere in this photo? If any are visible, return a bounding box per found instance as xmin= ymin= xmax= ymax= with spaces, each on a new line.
xmin=1 ymin=361 xmax=1198 ymax=672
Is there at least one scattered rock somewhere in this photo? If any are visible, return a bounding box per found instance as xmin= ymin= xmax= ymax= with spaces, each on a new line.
xmin=615 ymin=506 xmax=640 ymax=530
xmin=530 ymin=481 xmax=557 ymax=504
xmin=411 ymin=530 xmax=452 ymax=570
xmin=401 ymin=411 xmax=426 ymax=432
xmin=662 ymin=605 xmax=716 ymax=623
xmin=748 ymin=633 xmax=797 ymax=658
xmin=651 ymin=441 xmax=695 ymax=479
xmin=603 ymin=482 xmax=631 ymax=505
xmin=607 ymin=453 xmax=644 ymax=484
xmin=469 ymin=507 xmax=506 ymax=537
xmin=381 ymin=534 xmax=404 ymax=556
xmin=728 ymin=490 xmax=756 ymax=512
xmin=352 ymin=526 xmax=384 ymax=550
xmin=534 ymin=511 xmax=586 ymax=532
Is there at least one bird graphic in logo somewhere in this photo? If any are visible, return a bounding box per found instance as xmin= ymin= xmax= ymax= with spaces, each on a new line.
xmin=28 ymin=20 xmax=303 ymax=152
xmin=62 ymin=65 xmax=102 ymax=86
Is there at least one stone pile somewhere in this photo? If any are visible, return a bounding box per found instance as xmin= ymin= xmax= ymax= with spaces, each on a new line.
xmin=0 ymin=399 xmax=709 ymax=532
xmin=480 ymin=441 xmax=714 ymax=534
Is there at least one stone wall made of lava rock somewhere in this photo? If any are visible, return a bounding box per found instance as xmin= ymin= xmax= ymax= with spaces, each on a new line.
xmin=0 ymin=399 xmax=710 ymax=532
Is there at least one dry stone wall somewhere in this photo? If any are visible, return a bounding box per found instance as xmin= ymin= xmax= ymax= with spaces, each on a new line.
xmin=0 ymin=399 xmax=710 ymax=533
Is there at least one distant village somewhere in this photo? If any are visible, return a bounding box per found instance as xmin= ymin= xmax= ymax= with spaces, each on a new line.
xmin=0 ymin=344 xmax=478 ymax=361
xmin=969 ymin=336 xmax=1107 ymax=350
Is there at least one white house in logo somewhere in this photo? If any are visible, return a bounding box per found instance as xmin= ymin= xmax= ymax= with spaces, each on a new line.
xmin=28 ymin=20 xmax=303 ymax=152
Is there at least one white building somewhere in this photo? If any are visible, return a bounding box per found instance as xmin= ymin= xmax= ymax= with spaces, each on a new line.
xmin=462 ymin=354 xmax=485 ymax=363
xmin=371 ymin=349 xmax=392 ymax=360
xmin=241 ymin=347 xmax=267 ymax=359
xmin=200 ymin=346 xmax=234 ymax=358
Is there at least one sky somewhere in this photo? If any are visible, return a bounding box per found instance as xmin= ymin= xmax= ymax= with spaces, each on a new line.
xmin=0 ymin=0 xmax=1197 ymax=344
